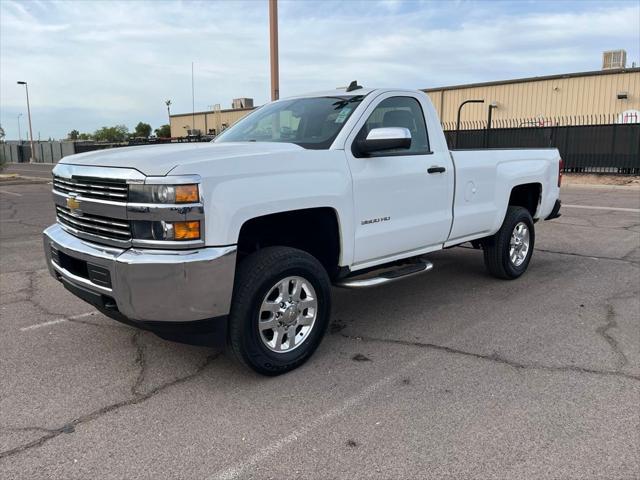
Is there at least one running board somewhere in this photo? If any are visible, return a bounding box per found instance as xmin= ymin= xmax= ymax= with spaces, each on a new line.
xmin=334 ymin=261 xmax=433 ymax=289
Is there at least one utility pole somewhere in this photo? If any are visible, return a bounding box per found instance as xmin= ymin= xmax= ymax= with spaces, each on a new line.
xmin=269 ymin=0 xmax=279 ymax=101
xmin=17 ymin=81 xmax=36 ymax=162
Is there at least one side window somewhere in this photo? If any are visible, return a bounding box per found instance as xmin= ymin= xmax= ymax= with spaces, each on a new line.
xmin=358 ymin=96 xmax=430 ymax=155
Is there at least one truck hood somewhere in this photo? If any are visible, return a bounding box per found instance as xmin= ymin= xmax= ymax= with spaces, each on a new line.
xmin=60 ymin=142 xmax=305 ymax=176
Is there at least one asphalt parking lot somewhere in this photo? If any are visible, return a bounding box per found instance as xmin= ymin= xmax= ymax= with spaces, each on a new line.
xmin=1 ymin=180 xmax=639 ymax=479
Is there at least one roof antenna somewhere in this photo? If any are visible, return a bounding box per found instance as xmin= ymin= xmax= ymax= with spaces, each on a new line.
xmin=346 ymin=80 xmax=362 ymax=92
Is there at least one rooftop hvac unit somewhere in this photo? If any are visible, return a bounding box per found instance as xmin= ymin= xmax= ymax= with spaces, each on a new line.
xmin=602 ymin=50 xmax=627 ymax=70
xmin=232 ymin=98 xmax=254 ymax=109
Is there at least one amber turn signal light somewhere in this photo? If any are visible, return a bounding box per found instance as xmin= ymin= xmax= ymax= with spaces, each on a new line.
xmin=174 ymin=221 xmax=200 ymax=240
xmin=175 ymin=184 xmax=199 ymax=203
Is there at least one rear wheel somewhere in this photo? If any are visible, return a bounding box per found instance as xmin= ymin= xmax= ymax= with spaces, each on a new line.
xmin=228 ymin=247 xmax=331 ymax=375
xmin=483 ymin=206 xmax=535 ymax=279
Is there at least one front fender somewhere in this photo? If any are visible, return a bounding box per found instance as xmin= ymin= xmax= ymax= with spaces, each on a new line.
xmin=186 ymin=150 xmax=355 ymax=266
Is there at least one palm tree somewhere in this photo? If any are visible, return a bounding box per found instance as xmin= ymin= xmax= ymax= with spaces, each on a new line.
xmin=165 ymin=100 xmax=172 ymax=121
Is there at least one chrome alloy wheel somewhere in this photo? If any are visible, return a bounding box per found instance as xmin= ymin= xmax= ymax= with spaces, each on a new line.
xmin=509 ymin=221 xmax=530 ymax=267
xmin=258 ymin=276 xmax=318 ymax=353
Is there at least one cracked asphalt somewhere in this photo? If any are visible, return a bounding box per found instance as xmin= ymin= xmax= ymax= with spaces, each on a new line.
xmin=1 ymin=181 xmax=639 ymax=479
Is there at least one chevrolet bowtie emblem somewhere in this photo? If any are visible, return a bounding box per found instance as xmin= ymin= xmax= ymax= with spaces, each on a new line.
xmin=66 ymin=196 xmax=81 ymax=211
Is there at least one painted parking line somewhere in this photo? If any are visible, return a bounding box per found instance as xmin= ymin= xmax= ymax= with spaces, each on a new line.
xmin=211 ymin=351 xmax=427 ymax=480
xmin=563 ymin=204 xmax=640 ymax=213
xmin=20 ymin=311 xmax=97 ymax=332
xmin=0 ymin=189 xmax=22 ymax=197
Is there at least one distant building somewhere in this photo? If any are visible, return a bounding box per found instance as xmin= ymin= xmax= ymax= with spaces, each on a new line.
xmin=423 ymin=60 xmax=639 ymax=128
xmin=171 ymin=56 xmax=640 ymax=137
xmin=170 ymin=99 xmax=256 ymax=137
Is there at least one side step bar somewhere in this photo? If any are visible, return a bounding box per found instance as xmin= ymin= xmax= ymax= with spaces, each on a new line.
xmin=334 ymin=260 xmax=433 ymax=289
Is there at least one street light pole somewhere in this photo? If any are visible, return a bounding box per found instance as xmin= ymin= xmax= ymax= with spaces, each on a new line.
xmin=269 ymin=0 xmax=279 ymax=101
xmin=455 ymin=99 xmax=484 ymax=149
xmin=17 ymin=81 xmax=37 ymax=162
xmin=17 ymin=113 xmax=22 ymax=144
xmin=485 ymin=101 xmax=498 ymax=148
xmin=191 ymin=62 xmax=195 ymax=135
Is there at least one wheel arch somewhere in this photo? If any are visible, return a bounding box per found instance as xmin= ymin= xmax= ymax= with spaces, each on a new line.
xmin=508 ymin=182 xmax=542 ymax=218
xmin=236 ymin=207 xmax=343 ymax=279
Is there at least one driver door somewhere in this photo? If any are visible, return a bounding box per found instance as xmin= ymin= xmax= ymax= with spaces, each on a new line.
xmin=345 ymin=94 xmax=454 ymax=266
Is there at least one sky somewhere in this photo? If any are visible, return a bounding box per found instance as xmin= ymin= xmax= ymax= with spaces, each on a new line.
xmin=1 ymin=0 xmax=639 ymax=140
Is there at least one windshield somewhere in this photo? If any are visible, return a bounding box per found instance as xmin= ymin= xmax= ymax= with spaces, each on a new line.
xmin=215 ymin=95 xmax=364 ymax=149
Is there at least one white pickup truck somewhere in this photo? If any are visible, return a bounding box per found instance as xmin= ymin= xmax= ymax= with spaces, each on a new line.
xmin=43 ymin=86 xmax=562 ymax=375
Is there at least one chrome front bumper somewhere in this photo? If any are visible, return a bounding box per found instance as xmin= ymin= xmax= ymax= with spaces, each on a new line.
xmin=43 ymin=224 xmax=236 ymax=322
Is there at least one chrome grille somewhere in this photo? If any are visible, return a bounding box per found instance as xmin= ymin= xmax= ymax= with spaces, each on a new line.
xmin=53 ymin=175 xmax=128 ymax=201
xmin=56 ymin=205 xmax=131 ymax=241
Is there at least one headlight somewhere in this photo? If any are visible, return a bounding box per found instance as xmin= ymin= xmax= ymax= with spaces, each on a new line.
xmin=132 ymin=220 xmax=201 ymax=241
xmin=129 ymin=184 xmax=199 ymax=204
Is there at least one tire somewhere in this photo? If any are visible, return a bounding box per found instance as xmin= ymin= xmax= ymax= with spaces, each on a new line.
xmin=228 ymin=246 xmax=332 ymax=375
xmin=483 ymin=206 xmax=535 ymax=280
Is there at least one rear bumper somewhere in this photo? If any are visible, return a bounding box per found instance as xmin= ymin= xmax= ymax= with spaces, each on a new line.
xmin=545 ymin=199 xmax=562 ymax=220
xmin=43 ymin=224 xmax=236 ymax=323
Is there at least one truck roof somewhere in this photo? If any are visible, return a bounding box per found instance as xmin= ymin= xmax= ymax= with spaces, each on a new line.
xmin=282 ymin=88 xmax=377 ymax=99
xmin=281 ymin=87 xmax=425 ymax=101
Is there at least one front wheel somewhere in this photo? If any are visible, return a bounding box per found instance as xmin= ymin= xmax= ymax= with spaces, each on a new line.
xmin=483 ymin=206 xmax=535 ymax=279
xmin=228 ymin=247 xmax=332 ymax=375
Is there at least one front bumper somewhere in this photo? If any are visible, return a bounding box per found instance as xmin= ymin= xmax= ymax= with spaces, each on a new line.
xmin=43 ymin=224 xmax=236 ymax=323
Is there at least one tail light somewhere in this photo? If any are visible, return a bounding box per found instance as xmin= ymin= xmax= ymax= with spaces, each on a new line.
xmin=558 ymin=158 xmax=563 ymax=187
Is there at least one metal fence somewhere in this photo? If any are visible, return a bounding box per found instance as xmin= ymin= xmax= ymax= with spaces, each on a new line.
xmin=2 ymin=117 xmax=638 ymax=174
xmin=0 ymin=141 xmax=77 ymax=164
xmin=0 ymin=137 xmax=209 ymax=165
xmin=443 ymin=115 xmax=640 ymax=174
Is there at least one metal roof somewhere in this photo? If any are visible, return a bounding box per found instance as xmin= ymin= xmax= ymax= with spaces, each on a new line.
xmin=421 ymin=67 xmax=640 ymax=93
xmin=281 ymin=87 xmax=378 ymax=99
xmin=170 ymin=107 xmax=255 ymax=118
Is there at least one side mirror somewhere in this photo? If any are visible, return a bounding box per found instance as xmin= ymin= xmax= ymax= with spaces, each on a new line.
xmin=356 ymin=127 xmax=411 ymax=155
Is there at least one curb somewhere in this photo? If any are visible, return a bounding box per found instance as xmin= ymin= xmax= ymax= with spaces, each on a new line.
xmin=0 ymin=175 xmax=51 ymax=185
xmin=562 ymin=183 xmax=640 ymax=190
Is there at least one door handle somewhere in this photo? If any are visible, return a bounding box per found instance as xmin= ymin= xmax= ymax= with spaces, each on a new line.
xmin=427 ymin=166 xmax=446 ymax=174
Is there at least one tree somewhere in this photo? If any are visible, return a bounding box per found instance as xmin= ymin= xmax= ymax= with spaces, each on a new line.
xmin=134 ymin=122 xmax=152 ymax=138
xmin=93 ymin=125 xmax=129 ymax=143
xmin=154 ymin=124 xmax=171 ymax=138
xmin=0 ymin=124 xmax=5 ymax=142
xmin=67 ymin=129 xmax=79 ymax=140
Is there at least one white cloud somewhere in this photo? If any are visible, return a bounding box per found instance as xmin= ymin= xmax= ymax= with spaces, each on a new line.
xmin=0 ymin=0 xmax=638 ymax=139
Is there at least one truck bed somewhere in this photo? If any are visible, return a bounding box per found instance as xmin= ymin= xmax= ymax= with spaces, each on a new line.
xmin=446 ymin=148 xmax=561 ymax=245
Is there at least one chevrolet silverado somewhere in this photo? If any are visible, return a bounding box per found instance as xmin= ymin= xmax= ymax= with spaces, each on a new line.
xmin=43 ymin=86 xmax=562 ymax=375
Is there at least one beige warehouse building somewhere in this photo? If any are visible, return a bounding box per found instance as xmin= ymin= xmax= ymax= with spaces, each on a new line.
xmin=171 ymin=60 xmax=639 ymax=137
xmin=424 ymin=67 xmax=640 ymax=128
xmin=170 ymin=105 xmax=255 ymax=138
